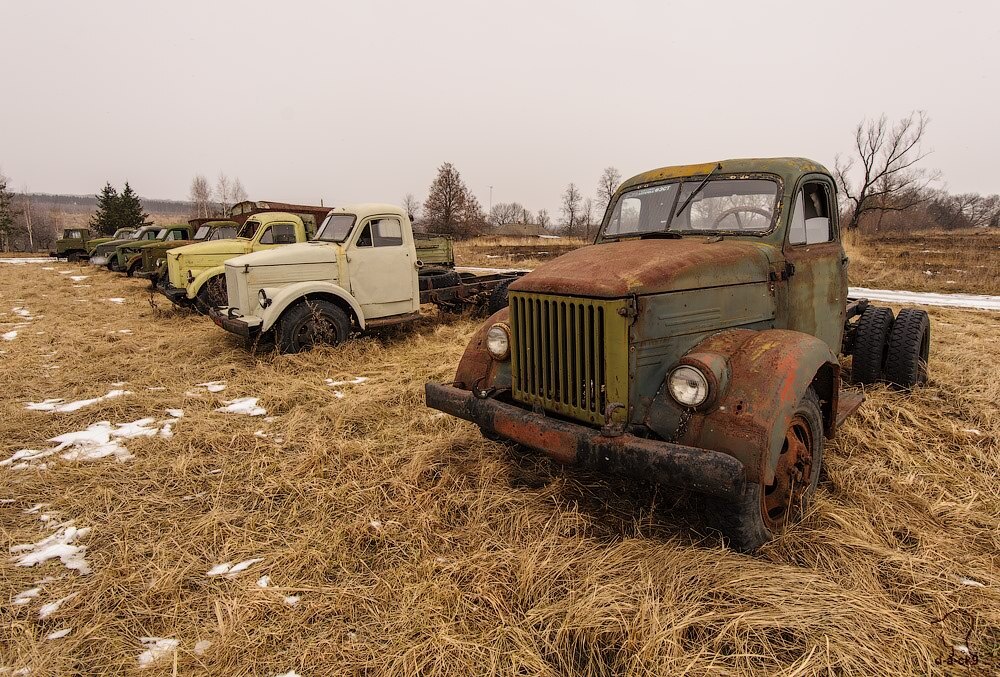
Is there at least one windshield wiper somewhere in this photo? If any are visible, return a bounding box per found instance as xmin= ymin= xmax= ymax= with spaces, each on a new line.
xmin=674 ymin=162 xmax=722 ymax=217
xmin=638 ymin=231 xmax=682 ymax=240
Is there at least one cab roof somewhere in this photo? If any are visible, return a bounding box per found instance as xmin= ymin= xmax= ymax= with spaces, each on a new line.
xmin=325 ymin=203 xmax=407 ymax=220
xmin=618 ymin=157 xmax=831 ymax=194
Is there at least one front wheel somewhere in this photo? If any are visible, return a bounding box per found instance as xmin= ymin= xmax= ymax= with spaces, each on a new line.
xmin=108 ymin=256 xmax=122 ymax=272
xmin=276 ymin=299 xmax=351 ymax=354
xmin=194 ymin=276 xmax=228 ymax=314
xmin=707 ymin=388 xmax=823 ymax=552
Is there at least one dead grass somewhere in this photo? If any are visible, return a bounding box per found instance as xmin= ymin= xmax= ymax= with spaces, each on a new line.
xmin=0 ymin=261 xmax=998 ymax=675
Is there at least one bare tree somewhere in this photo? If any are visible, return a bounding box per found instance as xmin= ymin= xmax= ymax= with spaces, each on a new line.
xmin=597 ymin=166 xmax=622 ymax=215
xmin=215 ymin=173 xmax=234 ymax=216
xmin=581 ymin=198 xmax=595 ymax=240
xmin=18 ymin=186 xmax=35 ymax=250
xmin=537 ymin=209 xmax=550 ymax=228
xmin=561 ymin=183 xmax=582 ymax=235
xmin=232 ymin=177 xmax=248 ymax=204
xmin=189 ymin=175 xmax=212 ymax=218
xmin=423 ymin=162 xmax=484 ymax=237
xmin=402 ymin=193 xmax=421 ymax=221
xmin=489 ymin=201 xmax=527 ymax=227
xmin=834 ymin=112 xmax=936 ymax=231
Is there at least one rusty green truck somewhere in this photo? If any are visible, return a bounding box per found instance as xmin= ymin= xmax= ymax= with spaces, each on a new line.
xmin=50 ymin=228 xmax=93 ymax=260
xmin=426 ymin=157 xmax=931 ymax=552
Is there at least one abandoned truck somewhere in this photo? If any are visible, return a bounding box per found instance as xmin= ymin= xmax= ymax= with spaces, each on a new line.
xmin=49 ymin=228 xmax=94 ymax=260
xmin=135 ymin=219 xmax=239 ymax=284
xmin=89 ymin=225 xmax=161 ymax=268
xmin=112 ymin=223 xmax=195 ymax=275
xmin=158 ymin=211 xmax=321 ymax=312
xmin=209 ymin=204 xmax=523 ymax=353
xmin=425 ymin=157 xmax=931 ymax=552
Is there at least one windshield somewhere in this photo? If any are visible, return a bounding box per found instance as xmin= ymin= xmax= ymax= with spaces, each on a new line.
xmin=315 ymin=214 xmax=356 ymax=242
xmin=113 ymin=229 xmax=132 ymax=238
xmin=208 ymin=226 xmax=238 ymax=241
xmin=603 ymin=177 xmax=780 ymax=238
xmin=194 ymin=226 xmax=210 ymax=240
xmin=155 ymin=229 xmax=169 ymax=240
xmin=237 ymin=220 xmax=260 ymax=238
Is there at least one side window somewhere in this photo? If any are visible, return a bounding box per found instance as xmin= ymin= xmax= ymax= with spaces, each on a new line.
xmin=355 ymin=224 xmax=373 ymax=247
xmin=165 ymin=230 xmax=183 ymax=241
xmin=789 ymin=183 xmax=832 ymax=245
xmin=259 ymin=224 xmax=297 ymax=245
xmin=69 ymin=231 xmax=83 ymax=239
xmin=372 ymin=217 xmax=403 ymax=246
xmin=143 ymin=230 xmax=157 ymax=240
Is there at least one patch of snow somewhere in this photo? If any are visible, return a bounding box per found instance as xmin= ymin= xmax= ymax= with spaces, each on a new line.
xmin=849 ymin=287 xmax=1000 ymax=312
xmin=963 ymin=428 xmax=982 ymax=436
xmin=216 ymin=397 xmax=266 ymax=416
xmin=23 ymin=503 xmax=48 ymax=514
xmin=105 ymin=298 xmax=126 ymax=304
xmin=46 ymin=628 xmax=72 ymax=640
xmin=325 ymin=376 xmax=368 ymax=387
xmin=137 ymin=637 xmax=179 ymax=668
xmin=193 ymin=640 xmax=212 ymax=656
xmin=3 ymin=331 xmax=17 ymax=341
xmin=39 ymin=592 xmax=78 ymax=619
xmin=1 ymin=448 xmax=57 ymax=468
xmin=196 ymin=381 xmax=226 ymax=393
xmin=25 ymin=389 xmax=132 ymax=413
xmin=538 ymin=234 xmax=562 ymax=239
xmin=10 ymin=525 xmax=91 ymax=573
xmin=159 ymin=421 xmax=175 ymax=438
xmin=69 ymin=276 xmax=88 ymax=282
xmin=12 ymin=307 xmax=32 ymax=318
xmin=275 ymin=672 xmax=302 ymax=677
xmin=283 ymin=595 xmax=300 ymax=606
xmin=117 ymin=329 xmax=132 ymax=335
xmin=0 ymin=257 xmax=53 ymax=264
xmin=13 ymin=587 xmax=41 ymax=605
xmin=254 ymin=430 xmax=268 ymax=438
xmin=331 ymin=391 xmax=345 ymax=399
xmin=58 ymin=270 xmax=73 ymax=274
xmin=257 ymin=575 xmax=271 ymax=588
xmin=959 ymin=577 xmax=985 ymax=587
xmin=369 ymin=519 xmax=383 ymax=530
xmin=165 ymin=409 xmax=184 ymax=418
xmin=207 ymin=558 xmax=264 ymax=577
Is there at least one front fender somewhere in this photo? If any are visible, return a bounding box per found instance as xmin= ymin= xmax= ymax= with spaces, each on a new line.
xmin=189 ymin=266 xmax=226 ymax=299
xmin=453 ymin=308 xmax=511 ymax=392
xmin=260 ymin=281 xmax=366 ymax=332
xmin=646 ymin=329 xmax=839 ymax=484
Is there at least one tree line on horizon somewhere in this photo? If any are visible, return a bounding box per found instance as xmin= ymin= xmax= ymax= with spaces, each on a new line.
xmin=1 ymin=112 xmax=999 ymax=251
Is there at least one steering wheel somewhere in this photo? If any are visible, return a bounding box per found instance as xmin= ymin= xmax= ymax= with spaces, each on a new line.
xmin=711 ymin=206 xmax=773 ymax=230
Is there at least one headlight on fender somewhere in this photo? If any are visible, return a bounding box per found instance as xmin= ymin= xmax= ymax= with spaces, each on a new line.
xmin=486 ymin=323 xmax=510 ymax=360
xmin=667 ymin=365 xmax=710 ymax=408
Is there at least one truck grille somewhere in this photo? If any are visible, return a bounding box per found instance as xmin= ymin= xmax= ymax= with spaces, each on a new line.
xmin=509 ymin=292 xmax=629 ymax=426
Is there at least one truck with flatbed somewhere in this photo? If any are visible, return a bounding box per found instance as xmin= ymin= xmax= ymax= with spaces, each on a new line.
xmin=425 ymin=157 xmax=931 ymax=552
xmin=209 ymin=203 xmax=524 ymax=353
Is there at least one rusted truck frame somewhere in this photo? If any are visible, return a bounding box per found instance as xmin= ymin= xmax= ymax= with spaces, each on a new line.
xmin=426 ymin=157 xmax=930 ymax=552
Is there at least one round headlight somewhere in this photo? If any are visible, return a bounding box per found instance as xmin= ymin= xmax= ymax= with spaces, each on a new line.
xmin=667 ymin=365 xmax=710 ymax=408
xmin=485 ymin=323 xmax=510 ymax=360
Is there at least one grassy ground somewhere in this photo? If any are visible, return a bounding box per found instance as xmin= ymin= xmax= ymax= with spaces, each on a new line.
xmin=1 ymin=255 xmax=998 ymax=675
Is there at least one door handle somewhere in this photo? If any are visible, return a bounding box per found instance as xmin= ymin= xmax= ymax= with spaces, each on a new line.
xmin=841 ymin=256 xmax=849 ymax=267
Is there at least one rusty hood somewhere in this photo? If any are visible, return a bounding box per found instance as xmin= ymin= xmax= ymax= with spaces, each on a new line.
xmin=509 ymin=238 xmax=775 ymax=298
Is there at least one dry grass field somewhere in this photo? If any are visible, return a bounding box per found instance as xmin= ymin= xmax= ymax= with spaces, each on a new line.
xmin=0 ymin=246 xmax=998 ymax=675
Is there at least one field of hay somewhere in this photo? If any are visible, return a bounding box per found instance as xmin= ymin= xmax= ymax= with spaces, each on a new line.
xmin=1 ymin=248 xmax=998 ymax=675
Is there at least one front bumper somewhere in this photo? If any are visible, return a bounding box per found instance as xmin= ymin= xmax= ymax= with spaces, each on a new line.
xmin=208 ymin=307 xmax=258 ymax=339
xmin=425 ymin=383 xmax=747 ymax=500
xmin=135 ymin=269 xmax=156 ymax=279
xmin=157 ymin=281 xmax=190 ymax=304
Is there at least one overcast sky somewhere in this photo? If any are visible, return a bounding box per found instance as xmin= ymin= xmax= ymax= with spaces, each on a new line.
xmin=1 ymin=0 xmax=997 ymax=218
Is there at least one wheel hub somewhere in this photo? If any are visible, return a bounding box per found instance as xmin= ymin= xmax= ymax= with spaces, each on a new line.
xmin=762 ymin=414 xmax=814 ymax=529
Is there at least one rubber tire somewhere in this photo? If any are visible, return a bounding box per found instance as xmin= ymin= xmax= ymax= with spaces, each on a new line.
xmin=108 ymin=256 xmax=122 ymax=273
xmin=884 ymin=308 xmax=930 ymax=389
xmin=276 ymin=299 xmax=351 ymax=354
xmin=706 ymin=388 xmax=824 ymax=553
xmin=194 ymin=276 xmax=228 ymax=315
xmin=67 ymin=252 xmax=83 ymax=262
xmin=851 ymin=306 xmax=894 ymax=385
xmin=127 ymin=261 xmax=141 ymax=278
xmin=419 ymin=267 xmax=461 ymax=291
xmin=487 ymin=278 xmax=515 ymax=315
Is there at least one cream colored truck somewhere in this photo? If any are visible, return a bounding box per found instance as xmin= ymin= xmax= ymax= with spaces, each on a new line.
xmin=210 ymin=203 xmax=524 ymax=353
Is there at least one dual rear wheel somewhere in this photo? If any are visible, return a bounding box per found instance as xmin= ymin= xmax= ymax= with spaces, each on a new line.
xmin=852 ymin=306 xmax=930 ymax=388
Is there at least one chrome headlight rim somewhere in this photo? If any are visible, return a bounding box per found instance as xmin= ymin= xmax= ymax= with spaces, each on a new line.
xmin=667 ymin=364 xmax=711 ymax=409
xmin=485 ymin=322 xmax=511 ymax=361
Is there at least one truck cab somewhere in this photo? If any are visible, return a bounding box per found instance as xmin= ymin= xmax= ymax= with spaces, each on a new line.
xmin=51 ymin=228 xmax=91 ymax=260
xmin=160 ymin=212 xmax=317 ymax=311
xmin=426 ymin=157 xmax=930 ymax=551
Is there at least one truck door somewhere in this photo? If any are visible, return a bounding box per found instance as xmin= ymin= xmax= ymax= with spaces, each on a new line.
xmin=781 ymin=176 xmax=848 ymax=352
xmin=347 ymin=216 xmax=416 ymax=318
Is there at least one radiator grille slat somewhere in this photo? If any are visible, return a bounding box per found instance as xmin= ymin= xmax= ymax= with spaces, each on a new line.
xmin=510 ymin=292 xmax=628 ymax=426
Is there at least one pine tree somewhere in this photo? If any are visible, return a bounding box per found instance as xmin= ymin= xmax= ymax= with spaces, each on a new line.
xmin=0 ymin=175 xmax=21 ymax=251
xmin=422 ymin=162 xmax=483 ymax=237
xmin=90 ymin=182 xmax=119 ymax=236
xmin=118 ymin=182 xmax=151 ymax=230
